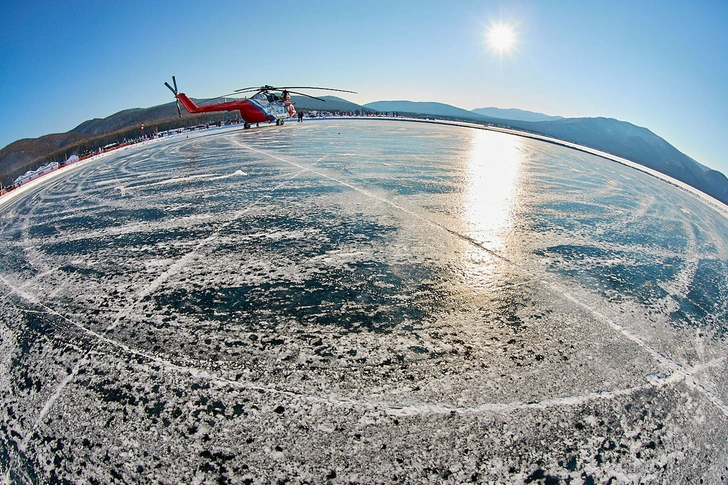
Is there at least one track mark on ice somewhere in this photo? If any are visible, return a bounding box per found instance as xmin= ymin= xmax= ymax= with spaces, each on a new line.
xmin=657 ymin=219 xmax=700 ymax=311
xmin=105 ymin=152 xmax=327 ymax=333
xmin=385 ymin=355 xmax=727 ymax=417
xmin=20 ymin=357 xmax=86 ymax=450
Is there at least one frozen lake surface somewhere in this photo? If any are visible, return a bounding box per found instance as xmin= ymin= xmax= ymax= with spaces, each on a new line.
xmin=1 ymin=119 xmax=727 ymax=483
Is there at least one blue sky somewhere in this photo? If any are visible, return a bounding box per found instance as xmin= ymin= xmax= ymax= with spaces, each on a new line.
xmin=1 ymin=1 xmax=727 ymax=174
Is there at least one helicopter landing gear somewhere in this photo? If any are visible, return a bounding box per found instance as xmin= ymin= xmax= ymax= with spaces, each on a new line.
xmin=244 ymin=122 xmax=251 ymax=129
xmin=275 ymin=119 xmax=282 ymax=126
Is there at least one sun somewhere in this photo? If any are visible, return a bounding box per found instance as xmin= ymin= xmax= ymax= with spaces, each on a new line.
xmin=487 ymin=23 xmax=516 ymax=55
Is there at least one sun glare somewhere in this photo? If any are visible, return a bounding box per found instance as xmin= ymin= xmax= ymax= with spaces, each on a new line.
xmin=487 ymin=23 xmax=516 ymax=55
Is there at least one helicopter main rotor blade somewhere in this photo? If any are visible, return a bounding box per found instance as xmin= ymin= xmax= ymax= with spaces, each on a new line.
xmin=233 ymin=85 xmax=357 ymax=95
xmin=286 ymin=90 xmax=326 ymax=102
xmin=276 ymin=86 xmax=357 ymax=94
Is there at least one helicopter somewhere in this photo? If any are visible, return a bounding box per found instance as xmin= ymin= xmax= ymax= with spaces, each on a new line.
xmin=164 ymin=76 xmax=356 ymax=129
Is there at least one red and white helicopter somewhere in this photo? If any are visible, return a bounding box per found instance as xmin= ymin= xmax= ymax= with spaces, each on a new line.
xmin=164 ymin=76 xmax=355 ymax=128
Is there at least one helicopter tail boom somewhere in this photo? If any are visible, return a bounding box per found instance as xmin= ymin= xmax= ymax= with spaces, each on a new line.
xmin=175 ymin=93 xmax=204 ymax=114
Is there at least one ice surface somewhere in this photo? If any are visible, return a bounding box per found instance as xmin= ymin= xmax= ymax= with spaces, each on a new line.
xmin=1 ymin=120 xmax=727 ymax=483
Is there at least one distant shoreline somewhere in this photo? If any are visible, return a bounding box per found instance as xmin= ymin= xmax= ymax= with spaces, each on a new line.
xmin=3 ymin=117 xmax=727 ymax=220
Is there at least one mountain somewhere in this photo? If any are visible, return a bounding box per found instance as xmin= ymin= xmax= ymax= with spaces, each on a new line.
xmin=71 ymin=102 xmax=184 ymax=136
xmin=471 ymin=107 xmax=563 ymax=122
xmin=365 ymin=101 xmax=563 ymax=124
xmin=363 ymin=101 xmax=488 ymax=121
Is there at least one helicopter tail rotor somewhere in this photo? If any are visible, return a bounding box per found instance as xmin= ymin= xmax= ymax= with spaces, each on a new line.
xmin=164 ymin=76 xmax=182 ymax=118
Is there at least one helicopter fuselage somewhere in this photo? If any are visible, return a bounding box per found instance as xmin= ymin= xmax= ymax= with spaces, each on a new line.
xmin=175 ymin=91 xmax=295 ymax=126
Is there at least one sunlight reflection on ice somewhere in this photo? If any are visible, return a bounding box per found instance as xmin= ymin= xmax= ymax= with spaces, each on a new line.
xmin=460 ymin=130 xmax=523 ymax=288
xmin=464 ymin=129 xmax=523 ymax=249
